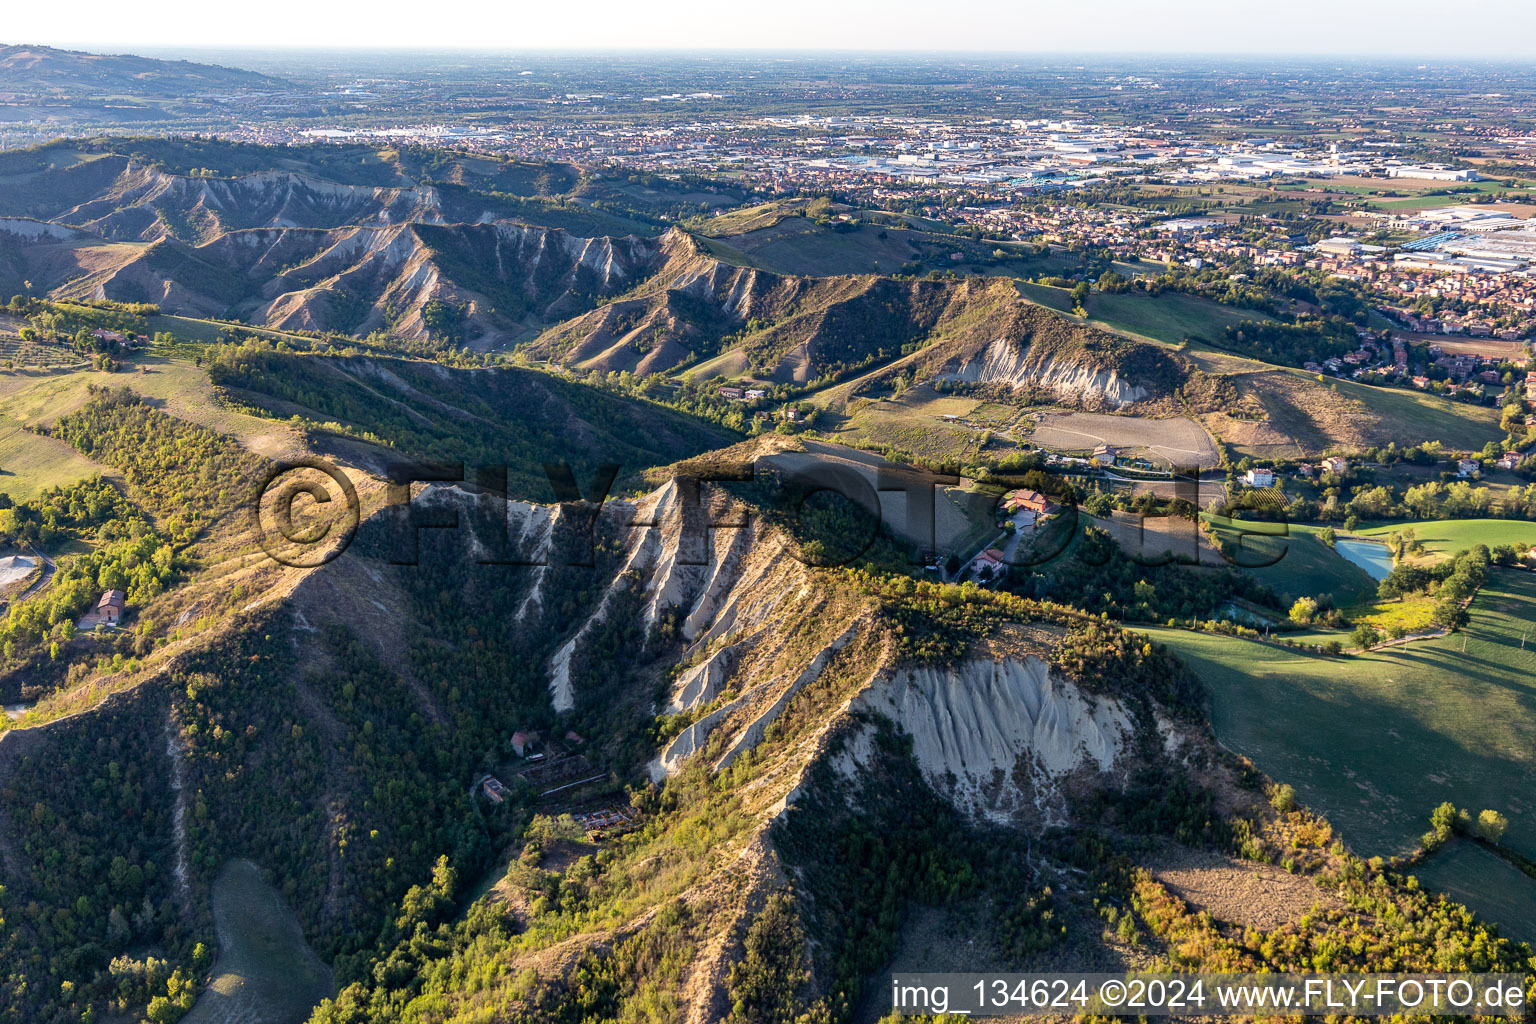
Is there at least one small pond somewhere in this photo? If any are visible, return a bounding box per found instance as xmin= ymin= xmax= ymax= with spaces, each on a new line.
xmin=1215 ymin=600 xmax=1279 ymax=627
xmin=1334 ymin=538 xmax=1393 ymax=581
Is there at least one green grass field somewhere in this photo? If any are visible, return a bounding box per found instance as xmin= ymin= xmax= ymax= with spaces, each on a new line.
xmin=1368 ymin=190 xmax=1536 ymax=212
xmin=1413 ymin=840 xmax=1536 ymax=944
xmin=1084 ymin=290 xmax=1272 ymax=347
xmin=0 ymin=411 xmax=110 ymax=501
xmin=704 ymin=214 xmax=1062 ymax=279
xmin=1015 ymin=281 xmax=1075 ymax=314
xmin=1014 ymin=282 xmax=1272 ymax=349
xmin=680 ymin=232 xmax=769 ymax=272
xmin=183 ymin=859 xmax=334 ymax=1024
xmin=1355 ymin=520 xmax=1536 ymax=561
xmin=1202 ymin=516 xmax=1379 ymax=606
xmin=1145 ymin=570 xmax=1536 ymax=861
xmin=680 ymin=347 xmax=752 ymax=381
xmin=1331 ymin=376 xmax=1505 ymax=451
xmin=1271 ymin=176 xmax=1536 ymax=213
xmin=0 ymin=356 xmax=302 ymax=460
xmin=728 ymin=222 xmax=931 ymax=277
xmin=149 ymin=314 xmax=315 ymax=349
xmin=695 ymin=199 xmax=808 ymax=236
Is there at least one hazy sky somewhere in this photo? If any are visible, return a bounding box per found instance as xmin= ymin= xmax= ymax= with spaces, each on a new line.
xmin=15 ymin=0 xmax=1536 ymax=55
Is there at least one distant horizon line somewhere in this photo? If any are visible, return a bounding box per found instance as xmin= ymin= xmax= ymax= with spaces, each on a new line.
xmin=9 ymin=41 xmax=1536 ymax=62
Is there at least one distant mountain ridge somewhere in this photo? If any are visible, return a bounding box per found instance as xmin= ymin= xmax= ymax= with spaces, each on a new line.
xmin=531 ymin=231 xmax=1189 ymax=406
xmin=0 ymin=43 xmax=286 ymax=97
xmin=0 ymin=136 xmax=1187 ymax=405
xmin=61 ymin=221 xmax=663 ymax=339
xmin=0 ymin=139 xmax=708 ymax=344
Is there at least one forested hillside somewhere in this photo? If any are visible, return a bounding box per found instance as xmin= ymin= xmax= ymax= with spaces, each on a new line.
xmin=205 ymin=343 xmax=736 ymax=493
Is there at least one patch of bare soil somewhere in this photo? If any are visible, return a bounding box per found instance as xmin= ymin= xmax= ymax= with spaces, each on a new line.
xmin=858 ymin=895 xmax=1162 ymax=1024
xmin=1030 ymin=410 xmax=1221 ymax=469
xmin=1144 ymin=845 xmax=1343 ymax=930
xmin=1202 ymin=408 xmax=1299 ymax=454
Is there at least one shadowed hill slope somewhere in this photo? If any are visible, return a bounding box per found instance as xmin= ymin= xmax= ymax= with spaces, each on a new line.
xmin=3 ymin=437 xmax=1524 ymax=1024
xmin=0 ymin=388 xmax=1529 ymax=1023
xmin=0 ymin=140 xmax=1186 ymax=400
xmin=205 ymin=346 xmax=738 ymax=493
xmin=533 ymin=232 xmax=1189 ymax=405
xmin=0 ymin=141 xmax=742 ymax=347
xmin=52 ymin=222 xmax=664 ymax=343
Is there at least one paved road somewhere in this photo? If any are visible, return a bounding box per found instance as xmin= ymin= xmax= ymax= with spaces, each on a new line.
xmin=997 ymin=510 xmax=1038 ymax=564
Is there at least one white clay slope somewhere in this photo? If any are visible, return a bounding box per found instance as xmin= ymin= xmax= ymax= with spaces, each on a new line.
xmin=952 ymin=338 xmax=1149 ymax=406
xmin=854 ymin=655 xmax=1133 ymax=823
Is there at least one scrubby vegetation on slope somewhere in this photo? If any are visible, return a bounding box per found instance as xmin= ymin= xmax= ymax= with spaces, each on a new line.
xmin=207 ymin=343 xmax=734 ymax=495
xmin=44 ymin=385 xmax=263 ymax=530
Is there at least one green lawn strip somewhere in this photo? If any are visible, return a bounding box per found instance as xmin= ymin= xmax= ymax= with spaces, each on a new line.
xmin=183 ymin=860 xmax=334 ymax=1024
xmin=1413 ymin=839 xmax=1536 ymax=944
xmin=1355 ymin=519 xmax=1536 ymax=562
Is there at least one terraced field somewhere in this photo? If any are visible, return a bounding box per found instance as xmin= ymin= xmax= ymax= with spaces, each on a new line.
xmin=0 ymin=335 xmax=80 ymax=368
xmin=830 ymin=385 xmax=1018 ymax=462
